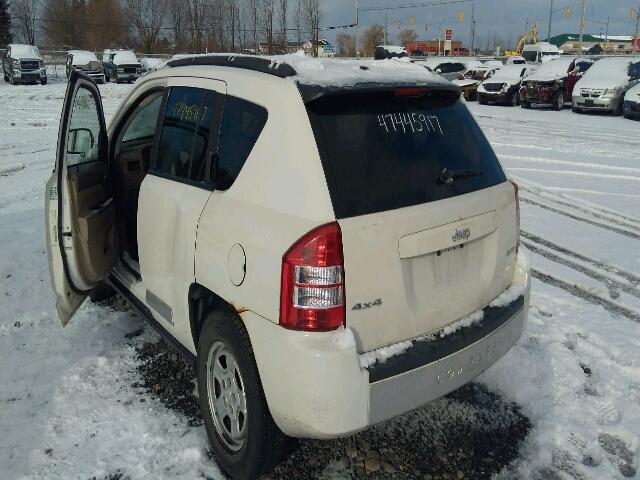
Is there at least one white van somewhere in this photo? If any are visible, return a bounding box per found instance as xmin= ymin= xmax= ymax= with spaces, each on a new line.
xmin=522 ymin=42 xmax=561 ymax=63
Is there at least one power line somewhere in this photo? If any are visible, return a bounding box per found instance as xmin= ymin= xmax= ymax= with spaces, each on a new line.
xmin=360 ymin=0 xmax=472 ymax=13
xmin=11 ymin=15 xmax=354 ymax=34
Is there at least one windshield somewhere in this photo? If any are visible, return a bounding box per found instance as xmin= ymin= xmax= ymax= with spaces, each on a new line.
xmin=522 ymin=51 xmax=537 ymax=62
xmin=12 ymin=45 xmax=41 ymax=58
xmin=306 ymin=90 xmax=506 ymax=218
xmin=113 ymin=52 xmax=138 ymax=65
xmin=71 ymin=51 xmax=98 ymax=64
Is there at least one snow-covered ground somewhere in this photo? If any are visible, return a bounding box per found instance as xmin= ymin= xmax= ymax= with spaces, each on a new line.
xmin=1 ymin=78 xmax=639 ymax=479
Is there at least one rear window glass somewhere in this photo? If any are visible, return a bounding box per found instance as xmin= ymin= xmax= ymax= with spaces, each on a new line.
xmin=306 ymin=90 xmax=506 ymax=218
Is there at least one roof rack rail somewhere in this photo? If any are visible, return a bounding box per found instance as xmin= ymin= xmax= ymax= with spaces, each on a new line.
xmin=166 ymin=54 xmax=297 ymax=78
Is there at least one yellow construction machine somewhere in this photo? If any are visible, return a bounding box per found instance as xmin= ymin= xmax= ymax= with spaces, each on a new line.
xmin=505 ymin=23 xmax=539 ymax=56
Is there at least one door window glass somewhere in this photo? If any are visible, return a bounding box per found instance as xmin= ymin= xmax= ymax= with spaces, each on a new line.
xmin=216 ymin=96 xmax=267 ymax=190
xmin=66 ymin=86 xmax=103 ymax=167
xmin=155 ymin=87 xmax=217 ymax=184
xmin=122 ymin=94 xmax=163 ymax=143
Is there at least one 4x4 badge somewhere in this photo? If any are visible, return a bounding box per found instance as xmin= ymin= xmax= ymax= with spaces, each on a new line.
xmin=352 ymin=298 xmax=382 ymax=311
xmin=452 ymin=227 xmax=471 ymax=243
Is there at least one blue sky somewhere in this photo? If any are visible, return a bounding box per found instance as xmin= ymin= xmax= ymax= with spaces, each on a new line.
xmin=318 ymin=0 xmax=640 ymax=46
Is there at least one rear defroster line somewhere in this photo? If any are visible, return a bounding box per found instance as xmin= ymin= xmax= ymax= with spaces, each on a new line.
xmin=520 ymin=197 xmax=640 ymax=241
xmin=531 ymin=269 xmax=640 ymax=323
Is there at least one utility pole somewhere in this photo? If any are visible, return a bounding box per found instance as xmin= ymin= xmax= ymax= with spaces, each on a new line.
xmin=470 ymin=0 xmax=476 ymax=54
xmin=355 ymin=0 xmax=360 ymax=57
xmin=548 ymin=0 xmax=554 ymax=39
xmin=578 ymin=0 xmax=586 ymax=56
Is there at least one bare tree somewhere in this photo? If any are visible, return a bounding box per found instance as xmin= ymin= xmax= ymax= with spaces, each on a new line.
xmin=85 ymin=0 xmax=127 ymax=50
xmin=294 ymin=0 xmax=302 ymax=45
xmin=259 ymin=0 xmax=275 ymax=54
xmin=398 ymin=28 xmax=417 ymax=47
xmin=245 ymin=0 xmax=258 ymax=52
xmin=127 ymin=0 xmax=166 ymax=53
xmin=335 ymin=32 xmax=355 ymax=57
xmin=186 ymin=0 xmax=208 ymax=52
xmin=277 ymin=0 xmax=287 ymax=50
xmin=362 ymin=24 xmax=384 ymax=57
xmin=12 ymin=0 xmax=39 ymax=45
xmin=42 ymin=0 xmax=87 ymax=47
xmin=167 ymin=0 xmax=187 ymax=52
xmin=302 ymin=0 xmax=320 ymax=57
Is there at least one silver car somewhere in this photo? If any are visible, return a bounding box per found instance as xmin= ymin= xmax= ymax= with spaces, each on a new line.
xmin=572 ymin=57 xmax=640 ymax=115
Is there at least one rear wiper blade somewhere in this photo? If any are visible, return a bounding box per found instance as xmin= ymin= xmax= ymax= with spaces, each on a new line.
xmin=437 ymin=168 xmax=482 ymax=185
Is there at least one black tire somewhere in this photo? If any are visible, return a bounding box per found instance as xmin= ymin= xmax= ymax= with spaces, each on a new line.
xmin=41 ymin=79 xmax=47 ymax=85
xmin=521 ymin=102 xmax=531 ymax=109
xmin=552 ymin=91 xmax=564 ymax=111
xmin=572 ymin=106 xmax=582 ymax=113
xmin=105 ymin=74 xmax=110 ymax=82
xmin=509 ymin=92 xmax=520 ymax=107
xmin=197 ymin=310 xmax=289 ymax=479
xmin=3 ymin=72 xmax=8 ymax=82
xmin=614 ymin=101 xmax=623 ymax=116
xmin=89 ymin=282 xmax=117 ymax=303
xmin=478 ymin=96 xmax=488 ymax=105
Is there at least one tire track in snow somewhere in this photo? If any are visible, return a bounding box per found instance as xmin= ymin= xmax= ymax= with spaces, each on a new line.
xmin=522 ymin=238 xmax=640 ymax=300
xmin=520 ymin=190 xmax=640 ymax=231
xmin=512 ymin=176 xmax=640 ymax=226
xmin=520 ymin=197 xmax=640 ymax=241
xmin=531 ymin=269 xmax=640 ymax=322
xmin=521 ymin=231 xmax=640 ymax=287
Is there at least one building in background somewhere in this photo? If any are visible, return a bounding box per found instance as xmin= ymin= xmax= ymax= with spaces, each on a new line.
xmin=548 ymin=34 xmax=639 ymax=54
xmin=405 ymin=40 xmax=467 ymax=56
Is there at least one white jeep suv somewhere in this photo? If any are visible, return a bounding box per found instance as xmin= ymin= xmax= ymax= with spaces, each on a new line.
xmin=46 ymin=55 xmax=530 ymax=480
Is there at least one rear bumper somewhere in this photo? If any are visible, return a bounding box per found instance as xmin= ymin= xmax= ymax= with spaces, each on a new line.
xmin=245 ymin=262 xmax=530 ymax=439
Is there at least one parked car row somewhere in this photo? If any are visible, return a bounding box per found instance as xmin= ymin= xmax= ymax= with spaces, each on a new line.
xmin=3 ymin=44 xmax=160 ymax=87
xmin=426 ymin=55 xmax=640 ymax=119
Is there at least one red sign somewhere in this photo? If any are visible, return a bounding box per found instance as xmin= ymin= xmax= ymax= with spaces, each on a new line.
xmin=445 ymin=29 xmax=453 ymax=41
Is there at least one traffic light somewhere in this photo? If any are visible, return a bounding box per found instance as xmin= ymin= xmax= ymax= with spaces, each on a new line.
xmin=565 ymin=6 xmax=571 ymax=17
xmin=425 ymin=24 xmax=429 ymax=31
xmin=458 ymin=10 xmax=465 ymax=22
xmin=409 ymin=16 xmax=416 ymax=26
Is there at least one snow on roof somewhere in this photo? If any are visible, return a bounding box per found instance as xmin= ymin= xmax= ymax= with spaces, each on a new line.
xmin=376 ymin=45 xmax=407 ymax=54
xmin=68 ymin=50 xmax=98 ymax=65
xmin=9 ymin=44 xmax=41 ymax=59
xmin=487 ymin=64 xmax=530 ymax=80
xmin=591 ymin=34 xmax=633 ymax=41
xmin=525 ymin=57 xmax=575 ymax=81
xmin=271 ymin=52 xmax=450 ymax=88
xmin=576 ymin=57 xmax=638 ymax=88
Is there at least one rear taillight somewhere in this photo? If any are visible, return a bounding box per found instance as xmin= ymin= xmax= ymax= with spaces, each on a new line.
xmin=280 ymin=222 xmax=345 ymax=331
xmin=510 ymin=180 xmax=521 ymax=253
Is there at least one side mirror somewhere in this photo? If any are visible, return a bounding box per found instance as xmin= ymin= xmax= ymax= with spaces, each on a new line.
xmin=67 ymin=128 xmax=95 ymax=155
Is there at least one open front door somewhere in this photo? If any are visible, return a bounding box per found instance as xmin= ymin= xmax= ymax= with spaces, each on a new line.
xmin=46 ymin=71 xmax=118 ymax=326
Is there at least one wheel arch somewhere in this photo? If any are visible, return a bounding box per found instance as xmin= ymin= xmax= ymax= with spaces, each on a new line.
xmin=188 ymin=283 xmax=248 ymax=350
